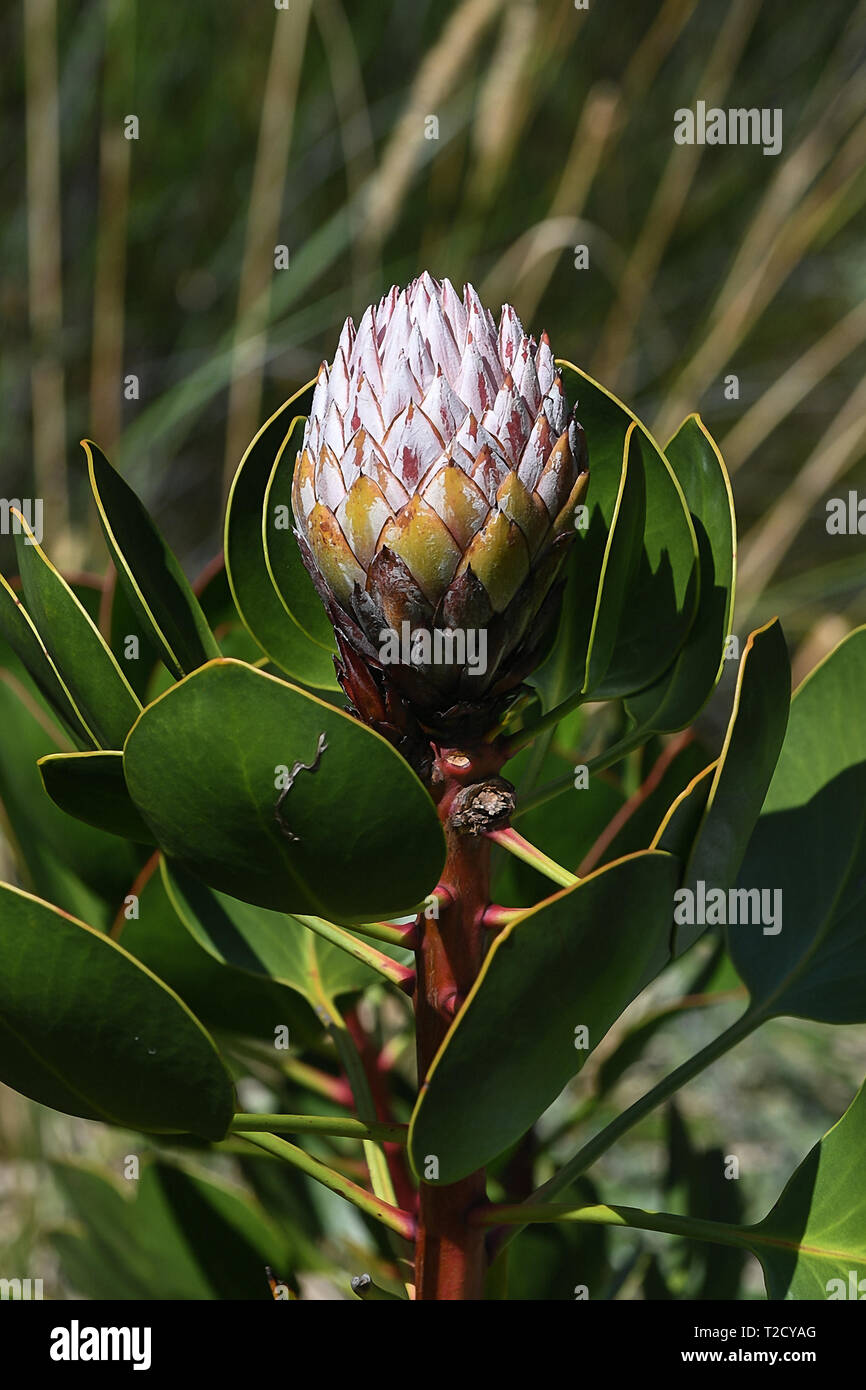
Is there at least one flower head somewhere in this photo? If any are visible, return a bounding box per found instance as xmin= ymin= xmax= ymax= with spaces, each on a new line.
xmin=293 ymin=274 xmax=588 ymax=763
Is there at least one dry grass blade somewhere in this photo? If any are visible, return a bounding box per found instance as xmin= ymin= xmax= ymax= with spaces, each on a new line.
xmin=620 ymin=0 xmax=698 ymax=102
xmin=496 ymin=81 xmax=616 ymax=315
xmin=481 ymin=212 xmax=609 ymax=313
xmin=655 ymin=69 xmax=866 ymax=440
xmin=222 ymin=0 xmax=313 ymax=497
xmin=314 ymin=0 xmax=376 ymax=303
xmin=708 ymin=1 xmax=866 ymax=333
xmin=89 ymin=0 xmax=135 ymax=463
xmin=791 ymin=614 xmax=853 ymax=688
xmin=721 ymin=299 xmax=866 ymax=474
xmin=592 ymin=0 xmax=762 ymax=388
xmin=737 ymin=372 xmax=866 ymax=607
xmin=358 ymin=0 xmax=506 ymax=258
xmin=24 ymin=0 xmax=71 ymax=560
xmin=483 ymin=88 xmax=618 ymax=313
xmin=468 ymin=0 xmax=539 ymax=207
xmin=511 ymin=0 xmax=696 ymax=320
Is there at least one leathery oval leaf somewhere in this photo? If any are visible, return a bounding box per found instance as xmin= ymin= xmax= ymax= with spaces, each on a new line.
xmin=0 ymin=573 xmax=95 ymax=745
xmin=123 ymin=659 xmax=445 ymax=923
xmin=225 ymin=392 xmax=339 ymax=690
xmin=162 ymin=859 xmax=398 ymax=1007
xmin=84 ymin=440 xmax=221 ymax=678
xmin=13 ymin=520 xmax=141 ymax=748
xmin=671 ymin=618 xmax=790 ymax=956
xmin=0 ymin=882 xmax=234 ymax=1139
xmin=409 ymin=849 xmax=681 ymax=1184
xmin=747 ymin=1079 xmax=866 ymax=1299
xmin=263 ymin=441 xmax=339 ymax=652
xmin=733 ymin=625 xmax=866 ymax=1022
xmin=38 ymin=750 xmax=155 ymax=844
xmin=625 ymin=414 xmax=736 ymax=736
xmin=554 ymin=363 xmax=699 ymax=701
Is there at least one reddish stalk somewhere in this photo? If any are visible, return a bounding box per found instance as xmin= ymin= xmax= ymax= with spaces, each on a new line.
xmin=413 ymin=743 xmax=512 ymax=1301
xmin=481 ymin=903 xmax=523 ymax=933
xmin=344 ymin=1005 xmax=416 ymax=1214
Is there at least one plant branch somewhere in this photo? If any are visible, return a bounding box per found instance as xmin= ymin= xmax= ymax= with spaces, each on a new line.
xmin=352 ymin=917 xmax=419 ymax=948
xmin=231 ymin=1112 xmax=408 ymax=1143
xmin=319 ymin=997 xmax=401 ymax=1215
xmin=502 ymin=689 xmax=585 ymax=756
xmin=481 ymin=904 xmax=524 ymax=930
xmin=515 ymin=730 xmax=649 ymax=816
xmin=472 ymin=1201 xmax=753 ymax=1253
xmin=487 ymin=827 xmax=578 ymax=888
xmin=413 ymin=746 xmax=508 ymax=1299
xmin=270 ymin=1056 xmax=355 ymax=1108
xmin=226 ymin=1041 xmax=354 ymax=1107
xmin=236 ymin=1131 xmax=416 ymax=1240
xmin=295 ymin=914 xmax=415 ymax=992
xmin=342 ymin=1005 xmax=417 ymax=1214
xmin=492 ymin=1007 xmax=763 ymax=1254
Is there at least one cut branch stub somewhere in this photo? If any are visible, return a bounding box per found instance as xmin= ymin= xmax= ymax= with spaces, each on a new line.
xmin=448 ymin=777 xmax=516 ymax=836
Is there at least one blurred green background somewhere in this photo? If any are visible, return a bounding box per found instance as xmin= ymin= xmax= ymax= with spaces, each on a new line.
xmin=1 ymin=0 xmax=865 ymax=1298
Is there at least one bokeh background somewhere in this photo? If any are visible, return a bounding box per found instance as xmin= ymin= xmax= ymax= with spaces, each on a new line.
xmin=0 ymin=0 xmax=864 ymax=1298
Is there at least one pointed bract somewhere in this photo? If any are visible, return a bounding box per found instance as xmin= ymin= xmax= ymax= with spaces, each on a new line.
xmin=292 ymin=276 xmax=588 ymax=749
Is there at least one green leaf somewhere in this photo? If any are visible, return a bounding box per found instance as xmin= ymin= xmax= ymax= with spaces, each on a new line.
xmin=499 ymin=764 xmax=625 ymax=905
xmin=501 ymin=1177 xmax=611 ymax=1301
xmin=38 ymin=750 xmax=155 ymax=844
xmin=53 ymin=1159 xmax=291 ymax=1300
xmin=11 ymin=847 xmax=111 ymax=932
xmin=192 ymin=557 xmax=270 ymax=663
xmin=594 ymin=935 xmax=730 ymax=1101
xmin=52 ymin=1162 xmax=210 ymax=1301
xmin=84 ymin=440 xmax=221 ymax=679
xmin=653 ymin=762 xmax=715 ymax=862
xmin=590 ymin=738 xmax=710 ymax=870
xmin=162 ymin=859 xmax=404 ymax=1008
xmin=225 ymin=393 xmax=339 ymax=690
xmin=263 ymin=432 xmax=337 ymax=651
xmin=150 ymin=1161 xmax=295 ymax=1299
xmin=625 ymin=415 xmax=736 ymax=735
xmin=408 ymin=849 xmax=681 ymax=1184
xmin=528 ymin=543 xmax=590 ymax=712
xmin=13 ymin=521 xmax=141 ymax=748
xmin=552 ymin=363 xmax=699 ymax=702
xmin=69 ymin=573 xmax=105 ymax=624
xmin=733 ymin=625 xmax=866 ymax=1022
xmin=670 ymin=619 xmax=790 ymax=955
xmin=662 ymin=1102 xmax=746 ymax=1300
xmin=0 ymin=573 xmax=94 ymax=744
xmin=194 ymin=556 xmax=235 ymax=628
xmin=123 ymin=658 xmax=445 ymax=922
xmin=0 ymin=883 xmax=234 ymax=1138
xmin=104 ymin=565 xmax=162 ymax=700
xmin=0 ymin=672 xmax=140 ymax=910
xmin=747 ymin=1079 xmax=866 ymax=1299
xmin=582 ymin=422 xmax=646 ymax=695
xmin=117 ymin=856 xmax=319 ymax=1046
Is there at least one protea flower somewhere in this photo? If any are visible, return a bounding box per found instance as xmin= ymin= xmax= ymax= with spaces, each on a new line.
xmin=292 ymin=273 xmax=588 ymax=769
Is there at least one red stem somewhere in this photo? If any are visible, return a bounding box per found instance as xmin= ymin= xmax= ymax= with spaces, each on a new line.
xmin=413 ymin=743 xmax=507 ymax=1300
xmin=344 ymin=1005 xmax=416 ymax=1214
